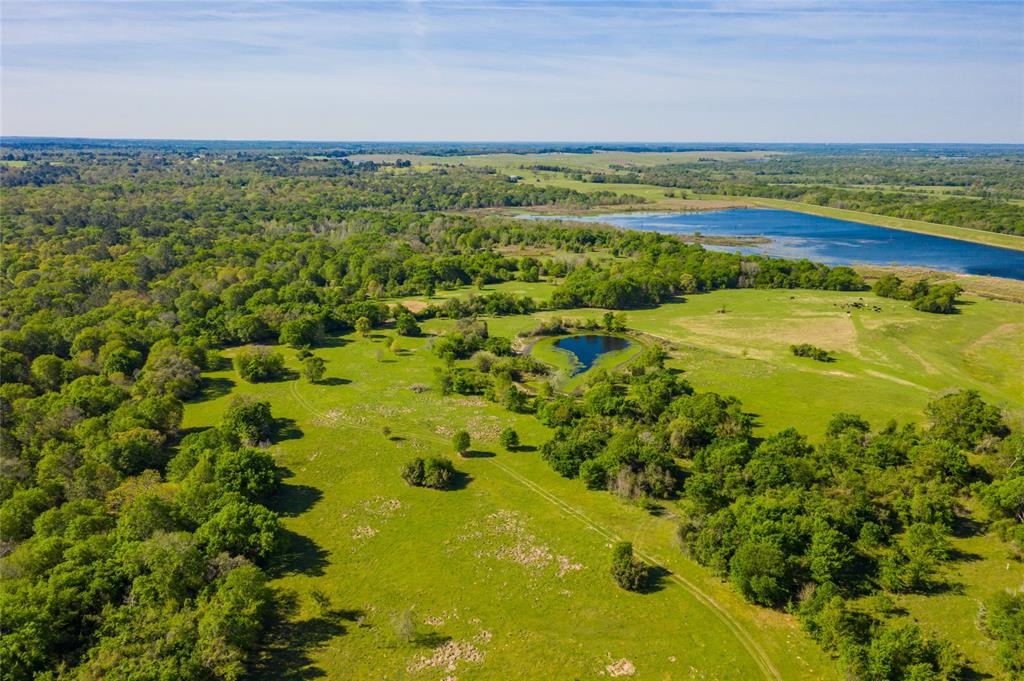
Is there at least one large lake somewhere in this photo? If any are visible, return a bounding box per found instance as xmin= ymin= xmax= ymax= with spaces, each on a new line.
xmin=551 ymin=209 xmax=1024 ymax=281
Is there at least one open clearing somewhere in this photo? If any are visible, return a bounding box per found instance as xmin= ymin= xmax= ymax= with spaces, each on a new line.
xmin=182 ymin=286 xmax=1023 ymax=679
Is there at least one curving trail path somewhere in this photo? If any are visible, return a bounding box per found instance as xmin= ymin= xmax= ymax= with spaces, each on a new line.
xmin=286 ymin=379 xmax=782 ymax=681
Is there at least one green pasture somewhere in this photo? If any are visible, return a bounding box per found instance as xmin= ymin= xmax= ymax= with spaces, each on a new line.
xmin=183 ymin=326 xmax=836 ymax=680
xmin=182 ymin=287 xmax=1022 ymax=679
xmin=425 ymin=285 xmax=1024 ymax=439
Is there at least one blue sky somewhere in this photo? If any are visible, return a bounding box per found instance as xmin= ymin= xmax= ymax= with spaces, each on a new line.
xmin=2 ymin=1 xmax=1021 ymax=142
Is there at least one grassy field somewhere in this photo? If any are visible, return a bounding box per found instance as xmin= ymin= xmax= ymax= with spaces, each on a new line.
xmin=444 ymin=282 xmax=1024 ymax=438
xmin=182 ymin=286 xmax=1023 ymax=680
xmin=524 ymin=289 xmax=1024 ymax=438
xmin=184 ymin=325 xmax=836 ymax=681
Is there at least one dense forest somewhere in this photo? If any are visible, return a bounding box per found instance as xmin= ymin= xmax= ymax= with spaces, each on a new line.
xmin=0 ymin=146 xmax=1019 ymax=680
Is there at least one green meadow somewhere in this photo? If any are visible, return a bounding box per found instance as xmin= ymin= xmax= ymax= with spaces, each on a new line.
xmin=183 ymin=285 xmax=1023 ymax=680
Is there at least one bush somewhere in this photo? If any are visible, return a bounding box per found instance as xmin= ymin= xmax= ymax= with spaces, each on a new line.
xmin=395 ymin=311 xmax=421 ymax=337
xmin=301 ymin=355 xmax=326 ymax=383
xmin=401 ymin=457 xmax=455 ymax=489
xmin=729 ymin=541 xmax=789 ymax=606
xmin=499 ymin=427 xmax=520 ymax=450
xmin=452 ymin=430 xmax=471 ymax=455
xmin=233 ymin=347 xmax=285 ymax=383
xmin=790 ymin=343 xmax=832 ymax=362
xmin=983 ymin=590 xmax=1024 ymax=676
xmin=610 ymin=541 xmax=648 ymax=591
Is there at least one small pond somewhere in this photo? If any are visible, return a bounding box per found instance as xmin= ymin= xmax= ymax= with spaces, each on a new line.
xmin=554 ymin=335 xmax=632 ymax=373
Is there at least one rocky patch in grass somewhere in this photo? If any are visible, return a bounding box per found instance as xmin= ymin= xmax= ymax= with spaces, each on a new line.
xmin=605 ymin=657 xmax=636 ymax=677
xmin=407 ymin=640 xmax=484 ymax=675
xmin=457 ymin=510 xmax=583 ymax=578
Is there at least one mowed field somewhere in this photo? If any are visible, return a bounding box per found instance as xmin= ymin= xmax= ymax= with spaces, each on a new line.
xmin=182 ymin=287 xmax=1023 ymax=680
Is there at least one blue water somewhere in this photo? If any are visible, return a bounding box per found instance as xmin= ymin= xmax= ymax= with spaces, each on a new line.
xmin=553 ymin=209 xmax=1024 ymax=281
xmin=554 ymin=335 xmax=632 ymax=373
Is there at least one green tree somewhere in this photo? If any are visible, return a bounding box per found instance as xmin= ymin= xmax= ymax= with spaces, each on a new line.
xmin=452 ymin=430 xmax=471 ymax=456
xmin=355 ymin=316 xmax=372 ymax=338
xmin=983 ymin=590 xmax=1024 ymax=676
xmin=279 ymin=316 xmax=324 ymax=348
xmin=499 ymin=427 xmax=520 ymax=451
xmin=729 ymin=541 xmax=788 ymax=607
xmin=301 ymin=355 xmax=326 ymax=383
xmin=195 ymin=499 xmax=282 ymax=562
xmin=195 ymin=566 xmax=274 ymax=680
xmin=232 ymin=347 xmax=285 ymax=383
xmin=29 ymin=354 xmax=64 ymax=392
xmin=610 ymin=541 xmax=648 ymax=591
xmin=395 ymin=311 xmax=421 ymax=336
xmin=221 ymin=396 xmax=275 ymax=446
xmin=925 ymin=389 xmax=1006 ymax=450
xmin=214 ymin=448 xmax=279 ymax=501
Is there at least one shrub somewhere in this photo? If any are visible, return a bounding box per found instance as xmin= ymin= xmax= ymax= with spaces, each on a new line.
xmin=233 ymin=347 xmax=285 ymax=383
xmin=301 ymin=356 xmax=326 ymax=383
xmin=401 ymin=456 xmax=455 ymax=489
xmin=790 ymin=343 xmax=832 ymax=362
xmin=610 ymin=541 xmax=648 ymax=591
xmin=499 ymin=427 xmax=520 ymax=451
xmin=452 ymin=430 xmax=471 ymax=455
xmin=395 ymin=311 xmax=421 ymax=337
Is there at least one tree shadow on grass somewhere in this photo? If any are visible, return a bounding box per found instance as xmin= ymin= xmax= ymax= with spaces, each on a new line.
xmin=250 ymin=592 xmax=358 ymax=681
xmin=256 ymin=369 xmax=300 ymax=383
xmin=514 ymin=444 xmax=538 ymax=453
xmin=318 ymin=337 xmax=353 ymax=349
xmin=918 ymin=579 xmax=966 ymax=597
xmin=316 ymin=377 xmax=351 ymax=386
xmin=275 ymin=417 xmax=304 ymax=442
xmin=951 ymin=514 xmax=986 ymax=539
xmin=639 ymin=565 xmax=670 ymax=594
xmin=274 ymin=482 xmax=324 ymax=517
xmin=948 ymin=547 xmax=984 ymax=563
xmin=199 ymin=376 xmax=236 ymax=400
xmin=446 ymin=470 xmax=473 ymax=491
xmin=958 ymin=665 xmax=994 ymax=681
xmin=413 ymin=630 xmax=452 ymax=648
xmin=460 ymin=449 xmax=495 ymax=459
xmin=267 ymin=529 xmax=330 ymax=578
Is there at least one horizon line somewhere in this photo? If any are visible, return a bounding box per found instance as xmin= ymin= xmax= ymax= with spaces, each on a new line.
xmin=3 ymin=135 xmax=1023 ymax=147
